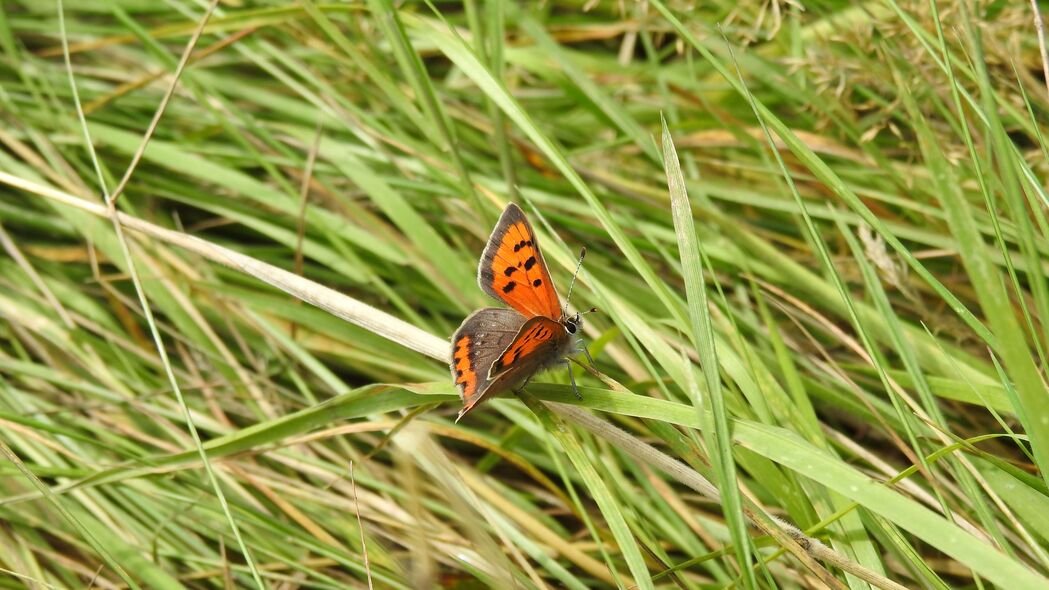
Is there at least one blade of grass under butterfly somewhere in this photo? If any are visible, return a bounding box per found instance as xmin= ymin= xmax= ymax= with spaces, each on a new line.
xmin=734 ymin=421 xmax=1049 ymax=589
xmin=0 ymin=385 xmax=447 ymax=506
xmin=516 ymin=390 xmax=654 ymax=590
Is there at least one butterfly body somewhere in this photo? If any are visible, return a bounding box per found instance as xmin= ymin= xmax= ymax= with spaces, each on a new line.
xmin=451 ymin=204 xmax=586 ymax=421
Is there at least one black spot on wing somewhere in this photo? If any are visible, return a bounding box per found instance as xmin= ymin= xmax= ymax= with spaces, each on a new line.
xmin=504 ymin=266 xmax=517 ymax=276
xmin=532 ymin=278 xmax=542 ymax=287
xmin=512 ymin=239 xmax=534 ymax=253
xmin=524 ymin=256 xmax=537 ymax=270
xmin=502 ymin=281 xmax=516 ymax=293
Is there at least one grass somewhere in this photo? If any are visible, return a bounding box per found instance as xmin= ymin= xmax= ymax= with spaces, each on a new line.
xmin=0 ymin=1 xmax=1048 ymax=588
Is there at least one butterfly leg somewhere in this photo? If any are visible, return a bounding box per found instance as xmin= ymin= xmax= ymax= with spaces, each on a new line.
xmin=582 ymin=344 xmax=596 ymax=368
xmin=566 ymin=360 xmax=582 ymax=400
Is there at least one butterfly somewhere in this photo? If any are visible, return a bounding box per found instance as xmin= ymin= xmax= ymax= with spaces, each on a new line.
xmin=450 ymin=203 xmax=594 ymax=422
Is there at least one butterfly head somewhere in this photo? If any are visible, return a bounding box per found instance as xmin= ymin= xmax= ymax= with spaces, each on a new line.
xmin=563 ymin=315 xmax=580 ymax=335
xmin=561 ymin=307 xmax=597 ymax=335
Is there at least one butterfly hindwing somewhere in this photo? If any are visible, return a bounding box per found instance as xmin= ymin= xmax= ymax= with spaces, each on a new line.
xmin=476 ymin=316 xmax=570 ymax=414
xmin=478 ymin=203 xmax=562 ymax=319
xmin=450 ymin=307 xmax=528 ymax=408
xmin=489 ymin=316 xmax=567 ymax=377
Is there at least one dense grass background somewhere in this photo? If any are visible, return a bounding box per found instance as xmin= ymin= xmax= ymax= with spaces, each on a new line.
xmin=1 ymin=1 xmax=1049 ymax=588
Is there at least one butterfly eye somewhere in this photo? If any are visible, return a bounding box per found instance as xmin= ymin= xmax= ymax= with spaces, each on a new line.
xmin=564 ymin=319 xmax=578 ymax=334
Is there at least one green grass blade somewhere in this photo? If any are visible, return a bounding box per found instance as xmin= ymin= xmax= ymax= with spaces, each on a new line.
xmin=663 ymin=119 xmax=756 ymax=587
xmin=517 ymin=391 xmax=654 ymax=590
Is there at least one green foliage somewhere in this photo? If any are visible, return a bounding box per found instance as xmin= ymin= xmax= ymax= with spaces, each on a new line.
xmin=0 ymin=1 xmax=1048 ymax=588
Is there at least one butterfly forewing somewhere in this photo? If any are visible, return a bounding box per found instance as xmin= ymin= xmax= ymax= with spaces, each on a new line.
xmin=478 ymin=203 xmax=561 ymax=319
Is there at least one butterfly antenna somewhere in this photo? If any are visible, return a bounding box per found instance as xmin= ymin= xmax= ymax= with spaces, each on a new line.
xmin=564 ymin=246 xmax=586 ymax=316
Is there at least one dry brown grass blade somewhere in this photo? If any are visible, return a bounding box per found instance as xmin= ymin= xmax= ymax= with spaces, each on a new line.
xmin=0 ymin=172 xmax=447 ymax=362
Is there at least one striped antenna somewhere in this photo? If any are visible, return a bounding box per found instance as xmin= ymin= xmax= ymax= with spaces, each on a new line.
xmin=563 ymin=246 xmax=586 ymax=316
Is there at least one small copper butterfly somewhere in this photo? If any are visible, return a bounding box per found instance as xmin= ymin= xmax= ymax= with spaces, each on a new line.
xmin=450 ymin=203 xmax=594 ymax=421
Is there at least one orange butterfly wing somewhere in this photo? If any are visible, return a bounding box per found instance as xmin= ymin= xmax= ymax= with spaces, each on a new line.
xmin=455 ymin=315 xmax=569 ymax=421
xmin=453 ymin=203 xmax=574 ymax=421
xmin=489 ymin=316 xmax=565 ymax=376
xmin=478 ymin=203 xmax=562 ymax=319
